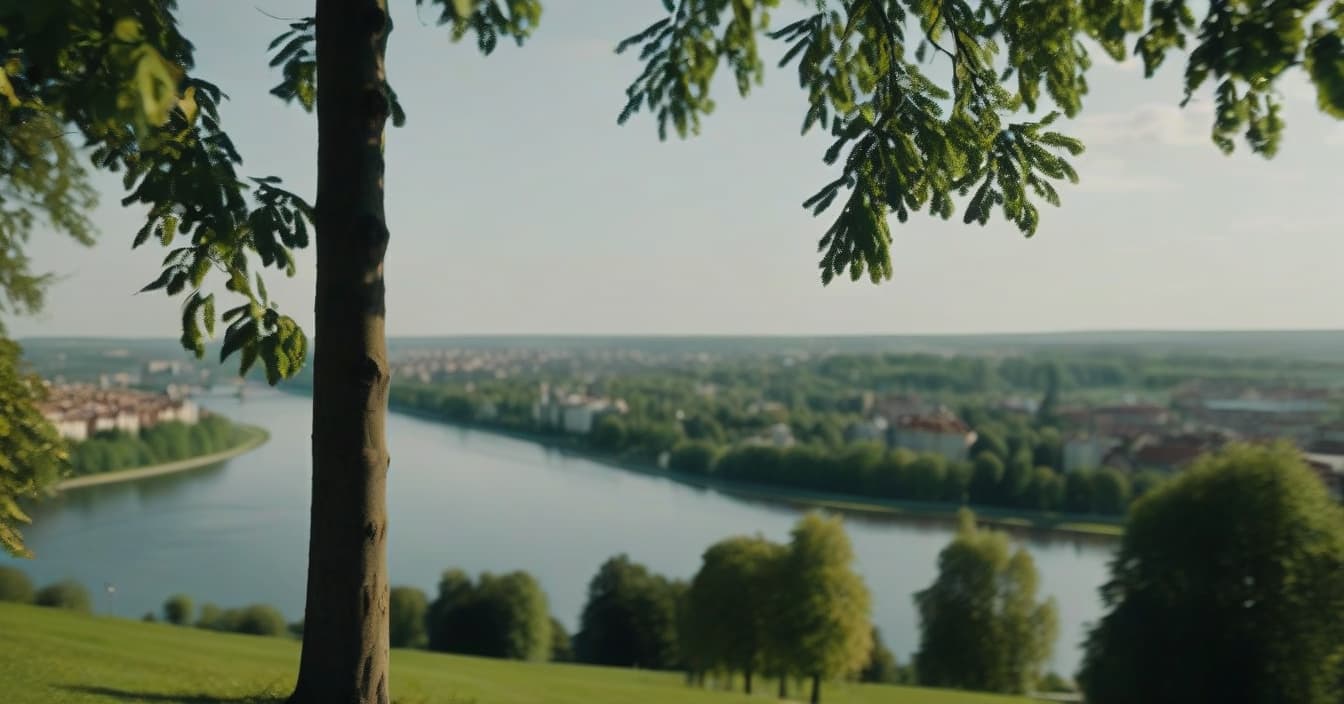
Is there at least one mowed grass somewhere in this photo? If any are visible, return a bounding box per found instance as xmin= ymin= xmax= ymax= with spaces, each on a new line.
xmin=0 ymin=603 xmax=1037 ymax=704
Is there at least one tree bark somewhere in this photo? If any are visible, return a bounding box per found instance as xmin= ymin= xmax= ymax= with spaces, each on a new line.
xmin=289 ymin=1 xmax=393 ymax=703
xmin=744 ymin=668 xmax=753 ymax=695
xmin=810 ymin=674 xmax=821 ymax=704
xmin=778 ymin=676 xmax=787 ymax=699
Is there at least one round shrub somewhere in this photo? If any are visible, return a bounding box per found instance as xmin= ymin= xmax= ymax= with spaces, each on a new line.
xmin=231 ymin=604 xmax=288 ymax=637
xmin=0 ymin=566 xmax=35 ymax=603
xmin=34 ymin=579 xmax=92 ymax=613
xmin=162 ymin=594 xmax=194 ymax=626
xmin=389 ymin=586 xmax=428 ymax=648
xmin=196 ymin=603 xmax=223 ymax=630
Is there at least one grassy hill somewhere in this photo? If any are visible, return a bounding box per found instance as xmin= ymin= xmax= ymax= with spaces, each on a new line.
xmin=0 ymin=603 xmax=1037 ymax=704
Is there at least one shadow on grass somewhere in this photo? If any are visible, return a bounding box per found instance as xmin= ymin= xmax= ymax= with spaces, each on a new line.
xmin=56 ymin=684 xmax=285 ymax=703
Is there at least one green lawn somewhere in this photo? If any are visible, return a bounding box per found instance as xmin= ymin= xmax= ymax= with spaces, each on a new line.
xmin=0 ymin=603 xmax=1037 ymax=704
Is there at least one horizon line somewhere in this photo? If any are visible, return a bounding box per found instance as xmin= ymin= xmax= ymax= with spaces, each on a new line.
xmin=17 ymin=326 xmax=1344 ymax=342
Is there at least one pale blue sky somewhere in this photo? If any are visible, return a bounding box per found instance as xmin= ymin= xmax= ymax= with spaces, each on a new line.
xmin=12 ymin=1 xmax=1344 ymax=338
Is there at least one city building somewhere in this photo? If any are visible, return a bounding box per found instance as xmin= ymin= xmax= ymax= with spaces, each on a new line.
xmin=532 ymin=384 xmax=627 ymax=435
xmin=889 ymin=412 xmax=976 ymax=462
xmin=39 ymin=384 xmax=201 ymax=442
xmin=1110 ymin=431 xmax=1233 ymax=473
xmin=1091 ymin=403 xmax=1172 ymax=437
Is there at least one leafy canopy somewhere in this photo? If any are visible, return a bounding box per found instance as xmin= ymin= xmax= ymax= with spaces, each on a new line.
xmin=914 ymin=509 xmax=1058 ymax=694
xmin=777 ymin=512 xmax=872 ymax=680
xmin=682 ymin=534 xmax=787 ymax=677
xmin=1078 ymin=443 xmax=1344 ymax=704
xmin=617 ymin=0 xmax=1344 ymax=284
xmin=0 ymin=338 xmax=66 ymax=557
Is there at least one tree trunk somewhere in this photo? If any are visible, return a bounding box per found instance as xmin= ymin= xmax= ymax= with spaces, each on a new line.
xmin=778 ymin=676 xmax=787 ymax=699
xmin=289 ymin=1 xmax=393 ymax=703
xmin=810 ymin=674 xmax=821 ymax=704
xmin=744 ymin=668 xmax=753 ymax=695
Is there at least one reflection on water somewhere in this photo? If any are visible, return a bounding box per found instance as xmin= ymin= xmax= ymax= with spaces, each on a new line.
xmin=2 ymin=388 xmax=1114 ymax=673
xmin=54 ymin=462 xmax=232 ymax=511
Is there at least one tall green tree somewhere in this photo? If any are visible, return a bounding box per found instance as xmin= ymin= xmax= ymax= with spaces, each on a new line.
xmin=548 ymin=616 xmax=573 ymax=663
xmin=682 ymin=534 xmax=787 ymax=694
xmin=777 ymin=512 xmax=872 ymax=704
xmin=0 ymin=564 xmax=33 ymax=602
xmin=388 ymin=585 xmax=428 ymax=649
xmin=4 ymin=2 xmax=1344 ymax=701
xmin=162 ymin=594 xmax=193 ymax=626
xmin=915 ymin=509 xmax=1058 ymax=694
xmin=858 ymin=626 xmax=902 ymax=684
xmin=1078 ymin=444 xmax=1344 ymax=704
xmin=425 ymin=569 xmax=551 ymax=661
xmin=575 ymin=554 xmax=682 ymax=670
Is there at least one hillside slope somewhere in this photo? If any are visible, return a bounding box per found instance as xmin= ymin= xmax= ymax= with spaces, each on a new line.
xmin=0 ymin=604 xmax=1035 ymax=704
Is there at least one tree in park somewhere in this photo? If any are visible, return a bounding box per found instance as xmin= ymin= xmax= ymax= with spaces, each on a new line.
xmin=915 ymin=509 xmax=1056 ymax=694
xmin=574 ymin=554 xmax=682 ymax=670
xmin=682 ymin=534 xmax=787 ymax=694
xmin=858 ymin=626 xmax=902 ymax=685
xmin=776 ymin=512 xmax=872 ymax=704
xmin=548 ymin=616 xmax=573 ymax=663
xmin=33 ymin=578 xmax=92 ymax=613
xmin=162 ymin=593 xmax=193 ymax=626
xmin=425 ymin=568 xmax=552 ymax=661
xmin=0 ymin=565 xmax=34 ymax=602
xmin=388 ymin=585 xmax=428 ymax=649
xmin=1078 ymin=444 xmax=1344 ymax=704
xmin=3 ymin=2 xmax=1344 ymax=702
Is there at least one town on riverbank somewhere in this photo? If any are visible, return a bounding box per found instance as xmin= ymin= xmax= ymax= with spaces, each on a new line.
xmin=35 ymin=380 xmax=260 ymax=484
xmin=270 ymin=334 xmax=1344 ymax=530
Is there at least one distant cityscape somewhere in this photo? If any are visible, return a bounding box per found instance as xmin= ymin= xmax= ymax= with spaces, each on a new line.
xmin=38 ymin=383 xmax=201 ymax=442
xmin=377 ymin=344 xmax=1344 ymax=501
xmin=25 ymin=338 xmax=1344 ymax=500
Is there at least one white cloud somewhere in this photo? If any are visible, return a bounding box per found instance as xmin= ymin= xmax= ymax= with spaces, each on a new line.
xmin=1327 ymin=125 xmax=1344 ymax=147
xmin=1071 ymin=155 xmax=1175 ymax=194
xmin=1071 ymin=102 xmax=1213 ymax=149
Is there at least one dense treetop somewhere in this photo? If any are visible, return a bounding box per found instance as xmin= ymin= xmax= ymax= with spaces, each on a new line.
xmin=1079 ymin=443 xmax=1344 ymax=704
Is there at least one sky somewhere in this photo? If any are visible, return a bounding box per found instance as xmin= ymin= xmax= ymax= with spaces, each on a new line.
xmin=11 ymin=1 xmax=1344 ymax=339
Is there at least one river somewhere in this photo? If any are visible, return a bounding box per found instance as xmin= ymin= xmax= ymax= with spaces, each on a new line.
xmin=2 ymin=389 xmax=1114 ymax=674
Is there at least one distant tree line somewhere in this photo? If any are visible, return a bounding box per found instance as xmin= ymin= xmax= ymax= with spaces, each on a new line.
xmin=67 ymin=415 xmax=245 ymax=476
xmin=676 ymin=441 xmax=1146 ymax=517
xmin=0 ymin=570 xmax=92 ymax=613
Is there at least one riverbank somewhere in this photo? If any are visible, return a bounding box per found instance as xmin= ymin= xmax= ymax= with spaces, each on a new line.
xmin=275 ymin=386 xmax=1122 ymax=539
xmin=558 ymin=442 xmax=1124 ymax=539
xmin=55 ymin=424 xmax=270 ymax=491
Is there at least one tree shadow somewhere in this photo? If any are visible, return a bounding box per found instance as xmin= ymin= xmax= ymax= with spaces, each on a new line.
xmin=56 ymin=684 xmax=285 ymax=703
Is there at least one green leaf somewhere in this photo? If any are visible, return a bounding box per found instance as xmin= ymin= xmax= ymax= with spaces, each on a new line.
xmin=139 ymin=269 xmax=175 ymax=293
xmin=220 ymin=320 xmax=257 ymax=363
xmin=201 ymin=294 xmax=216 ymax=337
